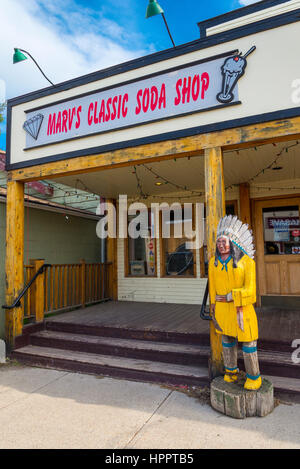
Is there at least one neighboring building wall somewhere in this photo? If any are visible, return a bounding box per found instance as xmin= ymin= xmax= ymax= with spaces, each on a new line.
xmin=0 ymin=202 xmax=100 ymax=339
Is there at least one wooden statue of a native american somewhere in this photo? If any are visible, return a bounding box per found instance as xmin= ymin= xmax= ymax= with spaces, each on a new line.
xmin=208 ymin=215 xmax=262 ymax=391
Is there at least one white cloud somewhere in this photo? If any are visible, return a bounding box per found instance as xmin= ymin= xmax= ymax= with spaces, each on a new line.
xmin=1 ymin=0 xmax=151 ymax=99
xmin=238 ymin=0 xmax=261 ymax=5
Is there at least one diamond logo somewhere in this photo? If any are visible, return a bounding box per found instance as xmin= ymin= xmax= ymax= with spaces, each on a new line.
xmin=23 ymin=113 xmax=44 ymax=140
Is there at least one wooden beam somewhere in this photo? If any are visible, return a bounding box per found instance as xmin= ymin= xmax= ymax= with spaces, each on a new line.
xmin=239 ymin=183 xmax=252 ymax=227
xmin=5 ymin=181 xmax=24 ymax=348
xmin=9 ymin=116 xmax=300 ymax=183
xmin=205 ymin=147 xmax=225 ymax=379
xmin=222 ymin=132 xmax=300 ymax=153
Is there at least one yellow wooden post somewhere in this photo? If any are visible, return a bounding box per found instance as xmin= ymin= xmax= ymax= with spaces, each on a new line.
xmin=5 ymin=180 xmax=25 ymax=348
xmin=239 ymin=183 xmax=252 ymax=227
xmin=30 ymin=259 xmax=45 ymax=322
xmin=80 ymin=259 xmax=86 ymax=307
xmin=205 ymin=147 xmax=226 ymax=378
xmin=106 ymin=198 xmax=118 ymax=300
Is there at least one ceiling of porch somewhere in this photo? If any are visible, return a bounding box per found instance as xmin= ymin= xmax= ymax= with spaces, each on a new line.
xmin=54 ymin=139 xmax=300 ymax=201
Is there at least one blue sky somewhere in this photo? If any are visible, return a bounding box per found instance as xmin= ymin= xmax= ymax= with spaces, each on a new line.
xmin=0 ymin=0 xmax=254 ymax=150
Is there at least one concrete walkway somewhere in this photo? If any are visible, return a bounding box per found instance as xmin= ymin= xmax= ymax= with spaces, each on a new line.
xmin=0 ymin=363 xmax=299 ymax=449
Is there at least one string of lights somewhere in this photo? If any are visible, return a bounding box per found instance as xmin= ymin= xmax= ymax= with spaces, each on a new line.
xmin=142 ymin=164 xmax=204 ymax=197
xmin=0 ymin=140 xmax=299 ymax=207
xmin=45 ymin=179 xmax=100 ymax=200
xmin=225 ymin=140 xmax=300 ymax=192
xmin=246 ymin=141 xmax=299 ymax=184
xmin=133 ymin=166 xmax=149 ymax=200
xmin=252 ymin=184 xmax=300 ymax=191
xmin=47 ymin=140 xmax=300 ymax=202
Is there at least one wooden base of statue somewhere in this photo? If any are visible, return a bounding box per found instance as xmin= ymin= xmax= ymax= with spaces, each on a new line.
xmin=210 ymin=375 xmax=274 ymax=419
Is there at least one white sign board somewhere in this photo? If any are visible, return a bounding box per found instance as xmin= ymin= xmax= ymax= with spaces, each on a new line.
xmin=23 ymin=51 xmax=246 ymax=149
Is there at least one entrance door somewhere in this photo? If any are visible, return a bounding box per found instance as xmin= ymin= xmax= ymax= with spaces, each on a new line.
xmin=254 ymin=197 xmax=300 ymax=304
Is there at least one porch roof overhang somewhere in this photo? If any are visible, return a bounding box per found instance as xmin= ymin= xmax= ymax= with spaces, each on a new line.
xmin=46 ymin=139 xmax=300 ymax=201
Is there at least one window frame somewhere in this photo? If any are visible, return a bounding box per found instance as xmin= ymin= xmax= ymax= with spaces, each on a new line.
xmin=159 ymin=204 xmax=197 ymax=279
xmin=124 ymin=208 xmax=158 ymax=278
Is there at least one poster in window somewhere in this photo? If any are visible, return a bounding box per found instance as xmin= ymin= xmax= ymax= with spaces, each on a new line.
xmin=274 ymin=228 xmax=290 ymax=242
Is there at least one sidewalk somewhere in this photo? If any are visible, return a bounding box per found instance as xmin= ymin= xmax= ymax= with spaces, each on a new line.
xmin=0 ymin=362 xmax=299 ymax=449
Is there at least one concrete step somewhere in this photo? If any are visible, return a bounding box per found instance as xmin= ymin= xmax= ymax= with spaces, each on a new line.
xmin=30 ymin=330 xmax=209 ymax=366
xmin=11 ymin=345 xmax=210 ymax=387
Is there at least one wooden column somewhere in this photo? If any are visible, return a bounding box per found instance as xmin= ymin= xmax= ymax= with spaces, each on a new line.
xmin=106 ymin=198 xmax=118 ymax=300
xmin=80 ymin=259 xmax=86 ymax=308
xmin=204 ymin=147 xmax=226 ymax=379
xmin=30 ymin=259 xmax=45 ymax=322
xmin=239 ymin=183 xmax=251 ymax=227
xmin=5 ymin=180 xmax=25 ymax=348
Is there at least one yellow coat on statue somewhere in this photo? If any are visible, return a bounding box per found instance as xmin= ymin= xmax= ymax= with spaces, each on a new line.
xmin=208 ymin=254 xmax=258 ymax=342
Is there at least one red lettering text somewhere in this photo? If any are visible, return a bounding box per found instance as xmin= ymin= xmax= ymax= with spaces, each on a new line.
xmin=201 ymin=72 xmax=210 ymax=99
xmin=111 ymin=96 xmax=118 ymax=120
xmin=88 ymin=103 xmax=93 ymax=126
xmin=94 ymin=101 xmax=99 ymax=124
xmin=135 ymin=89 xmax=142 ymax=115
xmin=68 ymin=107 xmax=76 ymax=130
xmin=117 ymin=95 xmax=122 ymax=119
xmin=106 ymin=97 xmax=112 ymax=122
xmin=182 ymin=76 xmax=191 ymax=104
xmin=158 ymin=83 xmax=166 ymax=109
xmin=62 ymin=110 xmax=68 ymax=133
xmin=122 ymin=93 xmax=128 ymax=118
xmin=150 ymin=86 xmax=158 ymax=111
xmin=174 ymin=79 xmax=182 ymax=106
xmin=75 ymin=106 xmax=82 ymax=129
xmin=174 ymin=72 xmax=210 ymax=105
xmin=99 ymin=100 xmax=105 ymax=122
xmin=192 ymin=75 xmax=200 ymax=101
xmin=55 ymin=112 xmax=61 ymax=133
xmin=136 ymin=84 xmax=166 ymax=114
xmin=47 ymin=113 xmax=56 ymax=135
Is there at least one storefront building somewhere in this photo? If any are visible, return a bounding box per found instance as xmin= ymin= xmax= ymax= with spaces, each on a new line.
xmin=5 ymin=0 xmax=300 ymax=374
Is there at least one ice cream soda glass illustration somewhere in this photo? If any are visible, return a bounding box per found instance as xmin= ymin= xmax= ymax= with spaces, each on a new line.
xmin=217 ymin=46 xmax=256 ymax=104
xmin=208 ymin=215 xmax=262 ymax=391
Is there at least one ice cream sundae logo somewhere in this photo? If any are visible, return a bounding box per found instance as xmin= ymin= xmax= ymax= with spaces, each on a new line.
xmin=217 ymin=46 xmax=256 ymax=104
xmin=23 ymin=113 xmax=44 ymax=140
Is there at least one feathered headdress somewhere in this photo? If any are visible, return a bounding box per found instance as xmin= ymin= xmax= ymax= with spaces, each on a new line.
xmin=216 ymin=215 xmax=255 ymax=259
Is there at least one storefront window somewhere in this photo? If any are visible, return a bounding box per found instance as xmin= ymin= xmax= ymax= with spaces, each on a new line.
xmin=127 ymin=210 xmax=156 ymax=276
xmin=263 ymin=206 xmax=300 ymax=255
xmin=161 ymin=205 xmax=195 ymax=277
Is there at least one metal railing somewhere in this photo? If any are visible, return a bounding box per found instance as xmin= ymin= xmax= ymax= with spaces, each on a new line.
xmin=2 ymin=264 xmax=51 ymax=311
xmin=200 ymin=281 xmax=211 ymax=321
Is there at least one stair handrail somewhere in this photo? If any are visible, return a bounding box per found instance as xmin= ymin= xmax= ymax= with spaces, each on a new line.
xmin=200 ymin=281 xmax=211 ymax=321
xmin=2 ymin=264 xmax=52 ymax=310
